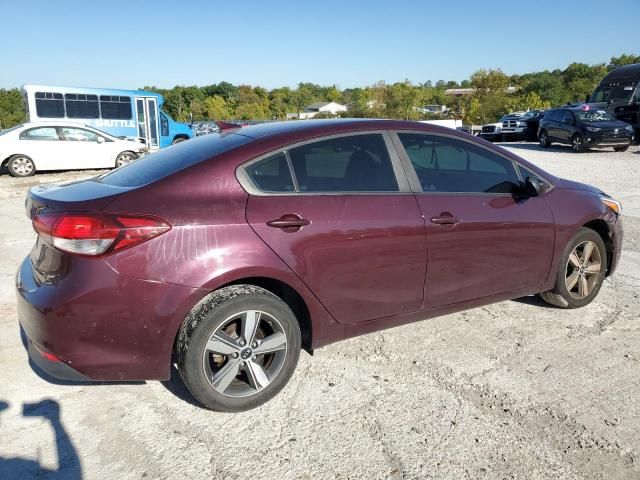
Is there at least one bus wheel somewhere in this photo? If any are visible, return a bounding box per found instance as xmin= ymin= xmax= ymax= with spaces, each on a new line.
xmin=115 ymin=151 xmax=138 ymax=168
xmin=172 ymin=137 xmax=187 ymax=144
xmin=8 ymin=155 xmax=36 ymax=177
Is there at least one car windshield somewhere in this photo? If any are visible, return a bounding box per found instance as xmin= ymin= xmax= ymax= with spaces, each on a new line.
xmin=575 ymin=110 xmax=614 ymax=122
xmin=0 ymin=124 xmax=23 ymax=136
xmin=608 ymin=85 xmax=635 ymax=103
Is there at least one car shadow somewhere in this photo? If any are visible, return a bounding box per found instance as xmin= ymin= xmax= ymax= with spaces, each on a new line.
xmin=511 ymin=295 xmax=554 ymax=308
xmin=0 ymin=399 xmax=83 ymax=479
xmin=160 ymin=364 xmax=204 ymax=409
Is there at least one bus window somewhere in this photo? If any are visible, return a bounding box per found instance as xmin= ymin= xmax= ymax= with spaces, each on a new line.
xmin=100 ymin=96 xmax=132 ymax=119
xmin=160 ymin=112 xmax=169 ymax=137
xmin=65 ymin=94 xmax=99 ymax=118
xmin=35 ymin=92 xmax=65 ymax=118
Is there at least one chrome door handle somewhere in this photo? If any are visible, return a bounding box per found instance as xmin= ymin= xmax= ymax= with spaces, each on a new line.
xmin=430 ymin=214 xmax=461 ymax=225
xmin=266 ymin=214 xmax=310 ymax=231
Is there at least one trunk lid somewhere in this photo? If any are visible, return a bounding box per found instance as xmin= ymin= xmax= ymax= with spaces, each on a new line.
xmin=26 ymin=178 xmax=132 ymax=220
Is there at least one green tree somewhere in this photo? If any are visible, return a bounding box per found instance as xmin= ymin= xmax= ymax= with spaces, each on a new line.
xmin=203 ymin=95 xmax=232 ymax=120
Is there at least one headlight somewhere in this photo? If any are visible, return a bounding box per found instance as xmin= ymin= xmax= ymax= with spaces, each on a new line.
xmin=600 ymin=195 xmax=622 ymax=215
xmin=626 ymin=125 xmax=634 ymax=132
xmin=586 ymin=126 xmax=601 ymax=132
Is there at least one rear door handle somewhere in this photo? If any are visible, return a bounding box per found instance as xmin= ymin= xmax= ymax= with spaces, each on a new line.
xmin=430 ymin=213 xmax=461 ymax=225
xmin=267 ymin=214 xmax=310 ymax=231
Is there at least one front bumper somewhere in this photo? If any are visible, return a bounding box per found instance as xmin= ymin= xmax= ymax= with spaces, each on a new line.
xmin=584 ymin=132 xmax=634 ymax=148
xmin=16 ymin=255 xmax=205 ymax=382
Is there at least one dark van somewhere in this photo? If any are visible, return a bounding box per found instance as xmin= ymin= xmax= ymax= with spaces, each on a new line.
xmin=589 ymin=63 xmax=640 ymax=140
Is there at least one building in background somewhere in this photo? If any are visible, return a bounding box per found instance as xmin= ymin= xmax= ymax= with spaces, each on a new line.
xmin=287 ymin=101 xmax=348 ymax=119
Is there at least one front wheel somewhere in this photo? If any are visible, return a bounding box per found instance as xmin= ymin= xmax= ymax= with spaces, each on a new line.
xmin=571 ymin=134 xmax=585 ymax=153
xmin=7 ymin=155 xmax=36 ymax=177
xmin=177 ymin=285 xmax=301 ymax=412
xmin=172 ymin=137 xmax=187 ymax=145
xmin=539 ymin=131 xmax=550 ymax=148
xmin=614 ymin=146 xmax=629 ymax=152
xmin=115 ymin=151 xmax=138 ymax=168
xmin=540 ymin=228 xmax=607 ymax=308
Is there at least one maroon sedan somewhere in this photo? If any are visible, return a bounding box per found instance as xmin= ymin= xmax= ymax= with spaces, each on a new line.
xmin=16 ymin=120 xmax=623 ymax=411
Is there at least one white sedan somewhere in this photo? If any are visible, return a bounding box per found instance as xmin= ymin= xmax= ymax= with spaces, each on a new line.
xmin=0 ymin=122 xmax=147 ymax=177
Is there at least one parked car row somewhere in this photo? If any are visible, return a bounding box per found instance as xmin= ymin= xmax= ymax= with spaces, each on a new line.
xmin=0 ymin=122 xmax=148 ymax=177
xmin=479 ymin=105 xmax=635 ymax=153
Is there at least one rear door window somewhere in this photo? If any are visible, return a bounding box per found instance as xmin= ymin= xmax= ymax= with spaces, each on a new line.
xmin=398 ymin=133 xmax=521 ymax=194
xmin=561 ymin=110 xmax=574 ymax=124
xmin=19 ymin=127 xmax=60 ymax=141
xmin=287 ymin=134 xmax=398 ymax=192
xmin=246 ymin=153 xmax=294 ymax=192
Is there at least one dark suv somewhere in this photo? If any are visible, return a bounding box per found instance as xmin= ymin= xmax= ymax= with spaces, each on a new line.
xmin=538 ymin=106 xmax=635 ymax=152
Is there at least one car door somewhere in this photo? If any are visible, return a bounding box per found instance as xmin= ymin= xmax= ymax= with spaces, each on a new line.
xmin=393 ymin=132 xmax=555 ymax=308
xmin=58 ymin=126 xmax=112 ymax=169
xmin=559 ymin=110 xmax=576 ymax=142
xmin=243 ymin=132 xmax=427 ymax=325
xmin=17 ymin=126 xmax=66 ymax=170
xmin=546 ymin=109 xmax=563 ymax=141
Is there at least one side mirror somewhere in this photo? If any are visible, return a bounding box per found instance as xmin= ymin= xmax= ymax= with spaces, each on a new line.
xmin=523 ymin=176 xmax=542 ymax=197
xmin=96 ymin=136 xmax=105 ymax=144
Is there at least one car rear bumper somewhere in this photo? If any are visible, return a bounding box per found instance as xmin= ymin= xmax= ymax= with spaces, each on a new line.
xmin=16 ymin=255 xmax=205 ymax=382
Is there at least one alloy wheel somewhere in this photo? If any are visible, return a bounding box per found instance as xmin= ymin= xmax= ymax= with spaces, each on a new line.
xmin=116 ymin=153 xmax=135 ymax=168
xmin=12 ymin=157 xmax=34 ymax=176
xmin=565 ymin=240 xmax=602 ymax=299
xmin=202 ymin=310 xmax=287 ymax=398
xmin=572 ymin=135 xmax=583 ymax=152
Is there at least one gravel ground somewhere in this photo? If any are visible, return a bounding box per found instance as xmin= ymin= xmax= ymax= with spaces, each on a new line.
xmin=0 ymin=143 xmax=639 ymax=480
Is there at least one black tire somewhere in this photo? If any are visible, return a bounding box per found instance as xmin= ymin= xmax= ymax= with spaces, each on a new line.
xmin=7 ymin=154 xmax=36 ymax=177
xmin=571 ymin=134 xmax=585 ymax=153
xmin=539 ymin=130 xmax=550 ymax=148
xmin=176 ymin=285 xmax=301 ymax=412
xmin=172 ymin=137 xmax=187 ymax=144
xmin=115 ymin=151 xmax=137 ymax=168
xmin=614 ymin=146 xmax=629 ymax=152
xmin=540 ymin=228 xmax=607 ymax=309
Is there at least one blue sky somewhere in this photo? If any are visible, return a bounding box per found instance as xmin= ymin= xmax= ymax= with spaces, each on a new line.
xmin=1 ymin=0 xmax=638 ymax=89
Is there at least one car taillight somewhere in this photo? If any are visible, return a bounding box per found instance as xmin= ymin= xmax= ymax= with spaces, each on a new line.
xmin=32 ymin=213 xmax=171 ymax=256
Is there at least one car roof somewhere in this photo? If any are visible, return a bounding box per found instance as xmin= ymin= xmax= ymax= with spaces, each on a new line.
xmin=225 ymin=118 xmax=464 ymax=141
xmin=21 ymin=121 xmax=94 ymax=128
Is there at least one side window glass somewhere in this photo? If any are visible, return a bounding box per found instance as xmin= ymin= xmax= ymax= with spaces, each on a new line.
xmin=246 ymin=153 xmax=294 ymax=192
xmin=35 ymin=92 xmax=65 ymax=118
xmin=160 ymin=113 xmax=169 ymax=137
xmin=59 ymin=127 xmax=98 ymax=142
xmin=99 ymin=96 xmax=132 ymax=120
xmin=65 ymin=94 xmax=99 ymax=118
xmin=19 ymin=127 xmax=60 ymax=141
xmin=398 ymin=133 xmax=521 ymax=194
xmin=288 ymin=134 xmax=398 ymax=192
xmin=561 ymin=111 xmax=574 ymax=124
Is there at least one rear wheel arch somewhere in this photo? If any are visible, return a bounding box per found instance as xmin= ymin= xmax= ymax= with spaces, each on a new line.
xmin=173 ymin=276 xmax=313 ymax=356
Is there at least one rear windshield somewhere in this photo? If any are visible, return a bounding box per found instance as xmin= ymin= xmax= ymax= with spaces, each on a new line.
xmin=99 ymin=132 xmax=252 ymax=187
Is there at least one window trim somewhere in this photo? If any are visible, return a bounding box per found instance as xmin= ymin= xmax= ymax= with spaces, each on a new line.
xmin=236 ymin=131 xmax=412 ymax=196
xmin=390 ymin=130 xmax=554 ymax=196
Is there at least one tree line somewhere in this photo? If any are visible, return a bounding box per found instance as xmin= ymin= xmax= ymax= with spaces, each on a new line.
xmin=1 ymin=54 xmax=638 ymax=129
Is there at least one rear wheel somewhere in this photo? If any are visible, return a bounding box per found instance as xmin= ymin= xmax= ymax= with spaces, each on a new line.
xmin=540 ymin=228 xmax=607 ymax=308
xmin=115 ymin=151 xmax=137 ymax=168
xmin=539 ymin=130 xmax=550 ymax=148
xmin=177 ymin=285 xmax=301 ymax=412
xmin=8 ymin=155 xmax=36 ymax=177
xmin=571 ymin=134 xmax=585 ymax=153
xmin=614 ymin=146 xmax=629 ymax=152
